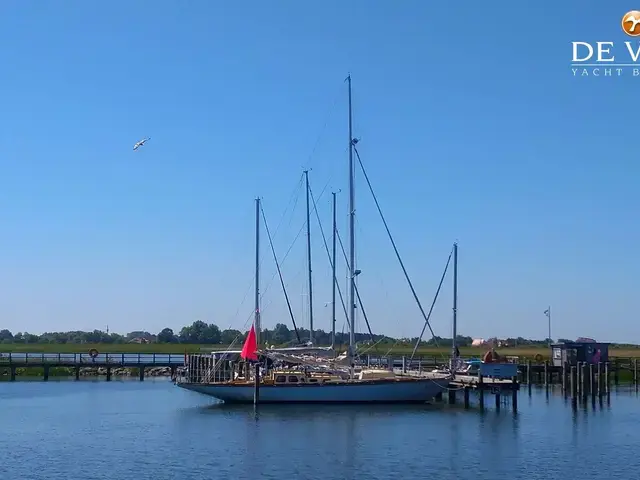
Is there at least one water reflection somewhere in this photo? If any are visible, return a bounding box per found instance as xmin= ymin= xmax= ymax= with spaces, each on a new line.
xmin=1 ymin=381 xmax=640 ymax=480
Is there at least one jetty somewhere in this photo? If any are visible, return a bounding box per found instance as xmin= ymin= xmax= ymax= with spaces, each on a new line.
xmin=0 ymin=352 xmax=184 ymax=381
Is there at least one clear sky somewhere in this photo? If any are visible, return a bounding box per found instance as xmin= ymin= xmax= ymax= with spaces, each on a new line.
xmin=0 ymin=1 xmax=637 ymax=343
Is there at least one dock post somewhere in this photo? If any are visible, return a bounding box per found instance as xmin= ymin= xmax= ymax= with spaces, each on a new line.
xmin=495 ymin=393 xmax=500 ymax=411
xmin=634 ymin=359 xmax=638 ymax=388
xmin=10 ymin=366 xmax=16 ymax=381
xmin=562 ymin=362 xmax=567 ymax=392
xmin=581 ymin=363 xmax=588 ymax=400
xmin=106 ymin=367 xmax=112 ymax=382
xmin=43 ymin=365 xmax=49 ymax=381
xmin=614 ymin=360 xmax=619 ymax=386
xmin=448 ymin=389 xmax=456 ymax=405
xmin=402 ymin=356 xmax=406 ymax=374
xmin=543 ymin=361 xmax=548 ymax=386
xmin=478 ymin=375 xmax=485 ymax=411
xmin=526 ymin=360 xmax=531 ymax=385
xmin=139 ymin=366 xmax=145 ymax=381
xmin=464 ymin=387 xmax=470 ymax=409
xmin=597 ymin=362 xmax=603 ymax=396
xmin=589 ymin=363 xmax=594 ymax=398
xmin=511 ymin=376 xmax=518 ymax=413
xmin=604 ymin=362 xmax=610 ymax=393
xmin=253 ymin=363 xmax=260 ymax=405
xmin=570 ymin=365 xmax=577 ymax=408
xmin=75 ymin=366 xmax=80 ymax=381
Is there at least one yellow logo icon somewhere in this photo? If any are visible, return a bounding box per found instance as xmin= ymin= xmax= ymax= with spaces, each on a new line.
xmin=622 ymin=11 xmax=640 ymax=36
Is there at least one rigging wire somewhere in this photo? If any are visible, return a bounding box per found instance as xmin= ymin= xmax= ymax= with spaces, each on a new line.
xmin=307 ymin=185 xmax=350 ymax=330
xmin=258 ymin=175 xmax=333 ymax=329
xmin=409 ymin=247 xmax=454 ymax=362
xmin=260 ymin=202 xmax=302 ymax=344
xmin=335 ymin=228 xmax=379 ymax=350
xmin=352 ymin=144 xmax=439 ymax=348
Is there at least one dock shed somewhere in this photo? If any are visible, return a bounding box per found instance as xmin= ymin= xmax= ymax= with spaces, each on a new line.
xmin=550 ymin=341 xmax=609 ymax=367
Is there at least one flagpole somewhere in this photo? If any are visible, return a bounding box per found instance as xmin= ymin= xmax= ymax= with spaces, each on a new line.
xmin=546 ymin=306 xmax=551 ymax=347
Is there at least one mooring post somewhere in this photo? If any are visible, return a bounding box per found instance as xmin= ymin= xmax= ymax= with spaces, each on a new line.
xmin=614 ymin=359 xmax=619 ymax=386
xmin=526 ymin=360 xmax=531 ymax=385
xmin=543 ymin=361 xmax=548 ymax=386
xmin=106 ymin=367 xmax=112 ymax=382
xmin=589 ymin=363 xmax=595 ymax=398
xmin=605 ymin=362 xmax=610 ymax=393
xmin=634 ymin=359 xmax=638 ymax=387
xmin=570 ymin=365 xmax=577 ymax=400
xmin=511 ymin=376 xmax=518 ymax=413
xmin=597 ymin=362 xmax=603 ymax=396
xmin=495 ymin=393 xmax=500 ymax=411
xmin=448 ymin=389 xmax=456 ymax=405
xmin=139 ymin=366 xmax=145 ymax=381
xmin=464 ymin=387 xmax=470 ymax=409
xmin=43 ymin=365 xmax=49 ymax=382
xmin=10 ymin=366 xmax=16 ymax=382
xmin=562 ymin=362 xmax=567 ymax=392
xmin=253 ymin=363 xmax=260 ymax=405
xmin=478 ymin=375 xmax=485 ymax=411
xmin=402 ymin=356 xmax=406 ymax=374
xmin=75 ymin=366 xmax=80 ymax=380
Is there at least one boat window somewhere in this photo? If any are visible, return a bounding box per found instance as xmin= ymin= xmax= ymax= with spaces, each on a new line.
xmin=275 ymin=375 xmax=287 ymax=383
xmin=287 ymin=376 xmax=299 ymax=383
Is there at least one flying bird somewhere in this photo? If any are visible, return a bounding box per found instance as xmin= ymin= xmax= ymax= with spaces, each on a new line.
xmin=625 ymin=13 xmax=640 ymax=32
xmin=133 ymin=137 xmax=150 ymax=151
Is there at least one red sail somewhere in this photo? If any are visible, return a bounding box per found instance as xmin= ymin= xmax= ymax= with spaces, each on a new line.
xmin=240 ymin=324 xmax=258 ymax=361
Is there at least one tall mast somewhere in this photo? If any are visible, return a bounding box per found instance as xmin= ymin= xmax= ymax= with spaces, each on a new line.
xmin=451 ymin=242 xmax=458 ymax=366
xmin=254 ymin=197 xmax=261 ymax=346
xmin=304 ymin=170 xmax=314 ymax=344
xmin=347 ymin=74 xmax=356 ymax=359
xmin=331 ymin=191 xmax=337 ymax=348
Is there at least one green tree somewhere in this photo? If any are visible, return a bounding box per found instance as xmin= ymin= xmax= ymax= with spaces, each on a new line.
xmin=157 ymin=328 xmax=178 ymax=343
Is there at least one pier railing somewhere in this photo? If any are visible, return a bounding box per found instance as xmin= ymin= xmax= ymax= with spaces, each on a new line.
xmin=0 ymin=352 xmax=185 ymax=365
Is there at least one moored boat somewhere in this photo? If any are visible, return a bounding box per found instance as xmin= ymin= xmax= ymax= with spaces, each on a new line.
xmin=176 ymin=76 xmax=452 ymax=403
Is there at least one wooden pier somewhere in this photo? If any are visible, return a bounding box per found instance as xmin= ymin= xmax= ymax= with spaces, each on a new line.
xmin=0 ymin=352 xmax=184 ymax=381
xmin=448 ymin=375 xmax=519 ymax=412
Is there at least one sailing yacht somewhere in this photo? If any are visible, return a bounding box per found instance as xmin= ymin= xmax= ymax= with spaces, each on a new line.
xmin=176 ymin=76 xmax=452 ymax=403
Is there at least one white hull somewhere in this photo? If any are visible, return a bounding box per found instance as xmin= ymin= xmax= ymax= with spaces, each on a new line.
xmin=177 ymin=376 xmax=449 ymax=404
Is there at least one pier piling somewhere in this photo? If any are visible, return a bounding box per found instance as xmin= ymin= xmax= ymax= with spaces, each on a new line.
xmin=253 ymin=363 xmax=260 ymax=405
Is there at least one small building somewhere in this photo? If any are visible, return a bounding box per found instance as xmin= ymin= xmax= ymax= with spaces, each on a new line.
xmin=550 ymin=340 xmax=609 ymax=367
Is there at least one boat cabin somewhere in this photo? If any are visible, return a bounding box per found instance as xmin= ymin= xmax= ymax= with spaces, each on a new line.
xmin=269 ymin=371 xmax=342 ymax=385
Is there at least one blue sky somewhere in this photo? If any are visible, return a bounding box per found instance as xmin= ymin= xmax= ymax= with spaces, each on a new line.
xmin=0 ymin=1 xmax=637 ymax=343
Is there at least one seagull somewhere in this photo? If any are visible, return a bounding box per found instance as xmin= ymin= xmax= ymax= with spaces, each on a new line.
xmin=625 ymin=13 xmax=640 ymax=32
xmin=133 ymin=137 xmax=150 ymax=151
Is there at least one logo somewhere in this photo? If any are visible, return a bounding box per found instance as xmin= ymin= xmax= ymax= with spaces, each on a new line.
xmin=622 ymin=11 xmax=640 ymax=36
xmin=571 ymin=11 xmax=640 ymax=77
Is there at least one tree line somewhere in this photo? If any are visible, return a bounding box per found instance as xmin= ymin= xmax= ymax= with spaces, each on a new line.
xmin=0 ymin=321 xmax=600 ymax=347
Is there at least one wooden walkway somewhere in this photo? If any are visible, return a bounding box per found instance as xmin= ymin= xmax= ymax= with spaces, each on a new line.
xmin=0 ymin=352 xmax=184 ymax=381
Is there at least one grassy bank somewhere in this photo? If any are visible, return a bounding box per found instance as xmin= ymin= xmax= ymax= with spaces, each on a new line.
xmin=1 ymin=343 xmax=639 ymax=359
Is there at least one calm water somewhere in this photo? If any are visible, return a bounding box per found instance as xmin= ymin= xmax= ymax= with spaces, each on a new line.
xmin=1 ymin=379 xmax=639 ymax=480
